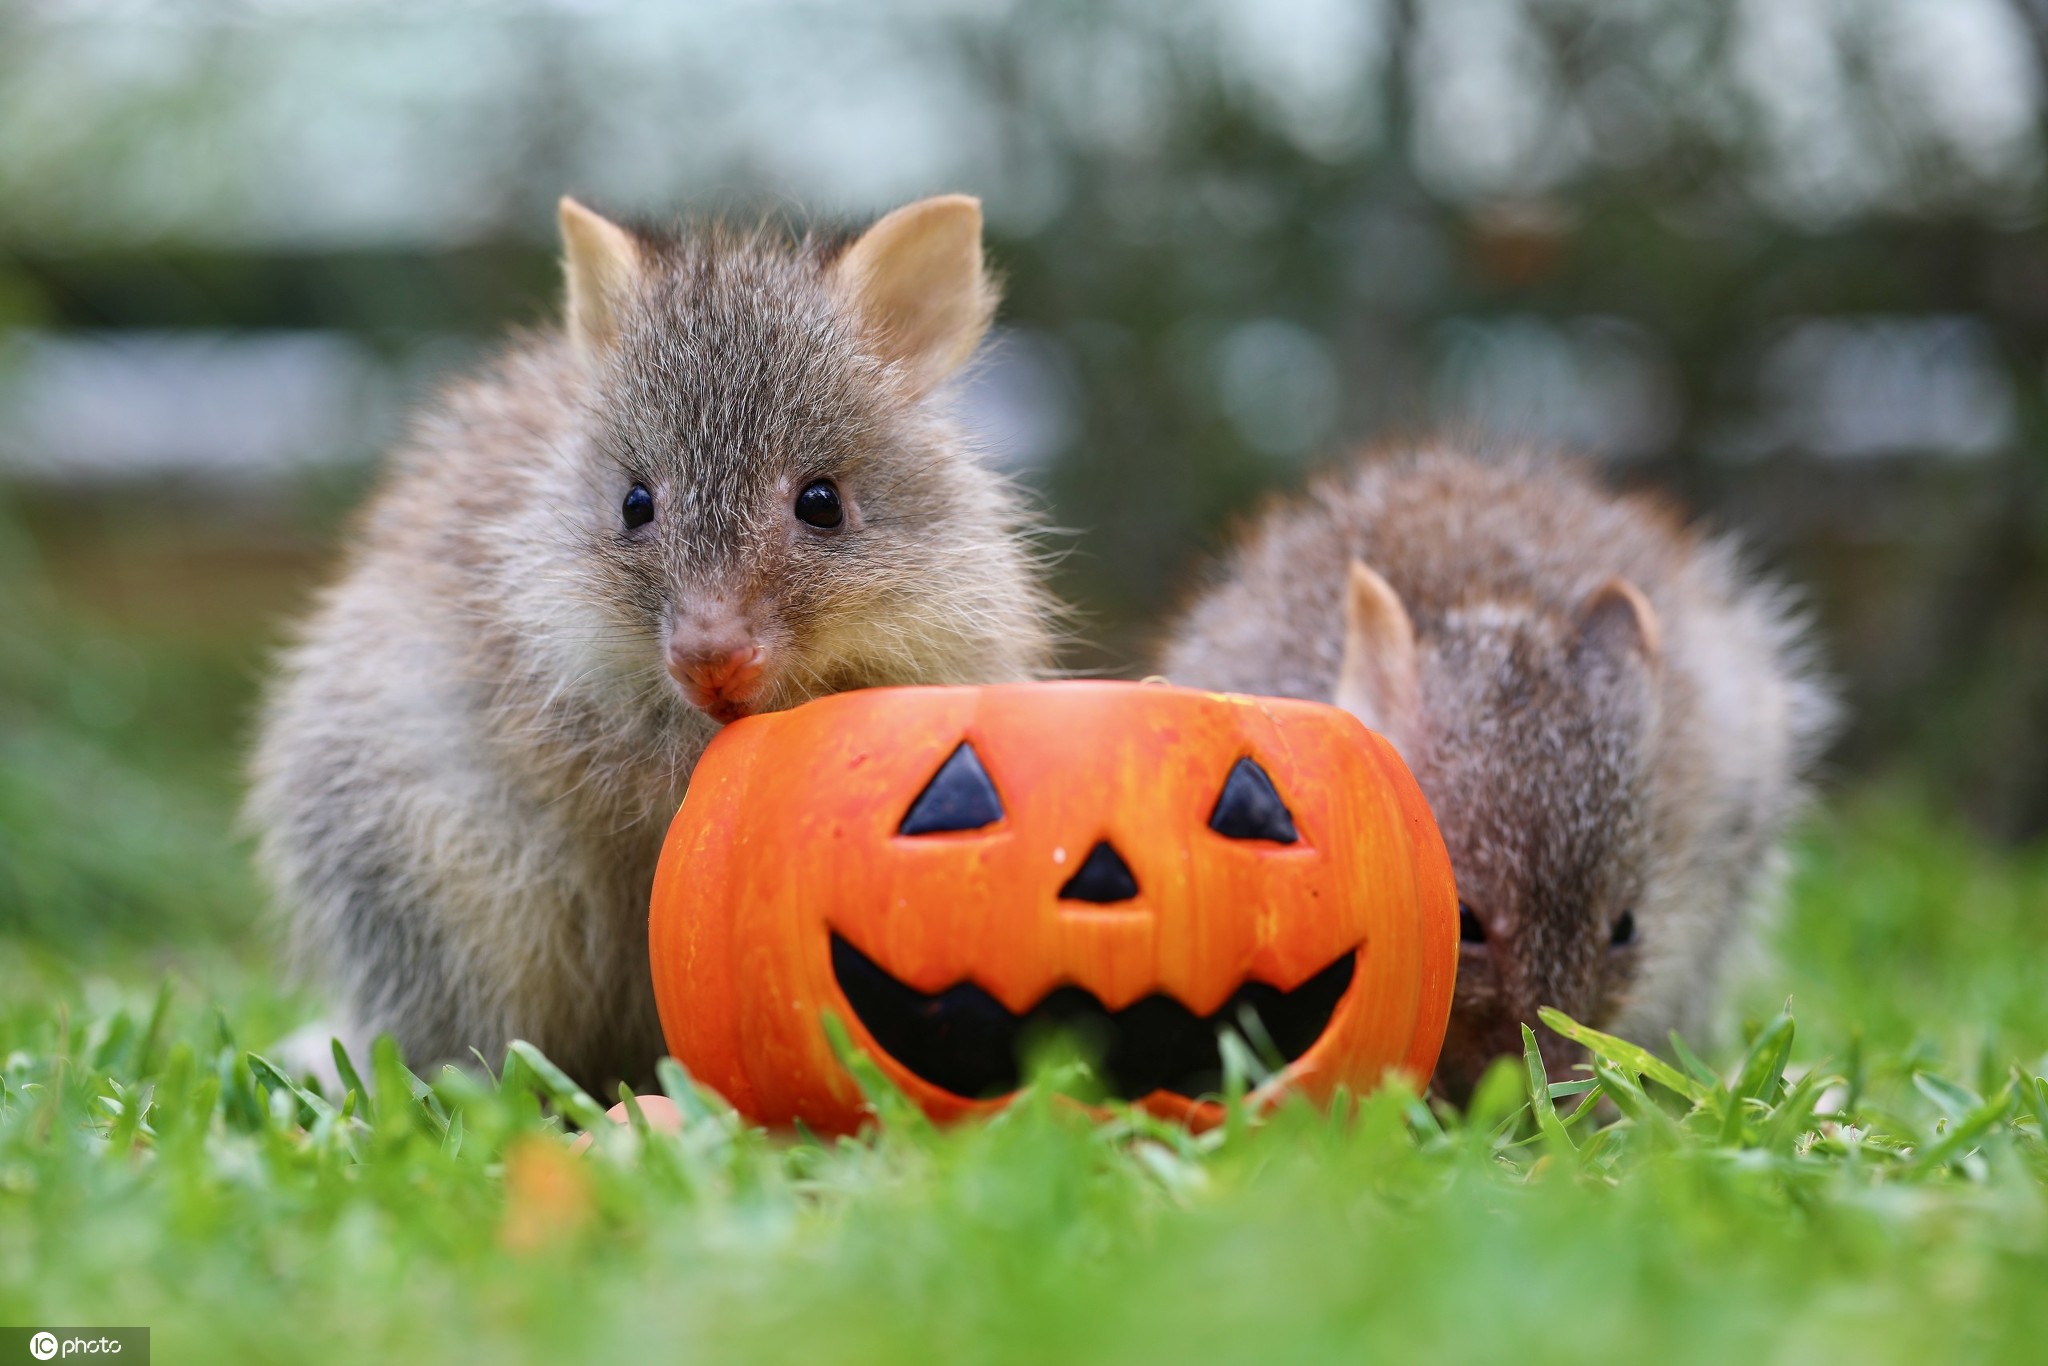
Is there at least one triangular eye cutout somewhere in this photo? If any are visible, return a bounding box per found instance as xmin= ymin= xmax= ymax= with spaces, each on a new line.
xmin=899 ymin=741 xmax=1004 ymax=835
xmin=1058 ymin=841 xmax=1139 ymax=904
xmin=1208 ymin=757 xmax=1299 ymax=844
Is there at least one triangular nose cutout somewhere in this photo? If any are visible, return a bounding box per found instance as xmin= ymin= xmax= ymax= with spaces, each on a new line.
xmin=1058 ymin=841 xmax=1139 ymax=904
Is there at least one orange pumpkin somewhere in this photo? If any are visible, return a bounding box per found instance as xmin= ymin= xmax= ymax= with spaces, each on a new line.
xmin=648 ymin=681 xmax=1456 ymax=1134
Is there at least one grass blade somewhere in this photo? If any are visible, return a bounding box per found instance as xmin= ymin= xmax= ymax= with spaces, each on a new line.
xmin=655 ymin=1057 xmax=730 ymax=1128
xmin=331 ymin=1038 xmax=369 ymax=1105
xmin=822 ymin=1011 xmax=928 ymax=1134
xmin=1669 ymin=1032 xmax=1719 ymax=1087
xmin=1557 ymin=1085 xmax=1608 ymax=1130
xmin=1912 ymin=1071 xmax=1984 ymax=1119
xmin=1593 ymin=1059 xmax=1680 ymax=1146
xmin=369 ymin=1036 xmax=447 ymax=1139
xmin=1523 ymin=1024 xmax=1577 ymax=1161
xmin=441 ymin=1108 xmax=465 ymax=1159
xmin=1721 ymin=1007 xmax=1795 ymax=1144
xmin=247 ymin=1052 xmax=338 ymax=1127
xmin=133 ymin=981 xmax=173 ymax=1078
xmin=1760 ymin=1067 xmax=1835 ymax=1154
xmin=1912 ymin=1086 xmax=2014 ymax=1174
xmin=2020 ymin=1074 xmax=2048 ymax=1142
xmin=1732 ymin=1007 xmax=1796 ymax=1105
xmin=505 ymin=1040 xmax=608 ymax=1132
xmin=1538 ymin=1008 xmax=1711 ymax=1105
xmin=1464 ymin=1056 xmax=1529 ymax=1145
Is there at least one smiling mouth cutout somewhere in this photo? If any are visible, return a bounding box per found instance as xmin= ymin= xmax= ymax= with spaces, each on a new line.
xmin=829 ymin=933 xmax=1359 ymax=1102
xmin=830 ymin=742 xmax=1359 ymax=1102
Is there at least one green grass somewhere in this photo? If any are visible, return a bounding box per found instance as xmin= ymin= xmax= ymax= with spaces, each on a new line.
xmin=5 ymin=499 xmax=2048 ymax=1364
xmin=3 ymin=804 xmax=2047 ymax=1365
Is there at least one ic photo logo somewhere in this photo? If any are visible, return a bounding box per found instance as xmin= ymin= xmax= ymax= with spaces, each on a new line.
xmin=24 ymin=1333 xmax=124 ymax=1360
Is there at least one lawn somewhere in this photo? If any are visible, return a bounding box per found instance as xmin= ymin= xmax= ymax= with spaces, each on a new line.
xmin=4 ymin=506 xmax=2048 ymax=1365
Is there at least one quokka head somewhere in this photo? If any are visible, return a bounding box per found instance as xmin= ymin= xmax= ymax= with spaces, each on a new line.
xmin=534 ymin=193 xmax=1043 ymax=730
xmin=1332 ymin=560 xmax=1664 ymax=1102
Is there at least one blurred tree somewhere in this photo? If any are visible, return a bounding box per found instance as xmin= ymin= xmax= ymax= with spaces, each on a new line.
xmin=1 ymin=0 xmax=2044 ymax=835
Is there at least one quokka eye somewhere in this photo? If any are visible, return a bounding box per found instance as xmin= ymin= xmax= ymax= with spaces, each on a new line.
xmin=622 ymin=483 xmax=654 ymax=529
xmin=1459 ymin=903 xmax=1487 ymax=945
xmin=1610 ymin=910 xmax=1638 ymax=948
xmin=795 ymin=479 xmax=844 ymax=530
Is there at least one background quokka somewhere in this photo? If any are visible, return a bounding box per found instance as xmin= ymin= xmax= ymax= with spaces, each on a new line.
xmin=1156 ymin=447 xmax=1837 ymax=1099
xmin=249 ymin=193 xmax=1059 ymax=1091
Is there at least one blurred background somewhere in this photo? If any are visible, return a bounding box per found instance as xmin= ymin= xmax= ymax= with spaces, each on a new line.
xmin=3 ymin=0 xmax=2046 ymax=958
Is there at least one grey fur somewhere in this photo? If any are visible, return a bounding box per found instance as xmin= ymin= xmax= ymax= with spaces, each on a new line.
xmin=249 ymin=211 xmax=1059 ymax=1091
xmin=1155 ymin=445 xmax=1836 ymax=1097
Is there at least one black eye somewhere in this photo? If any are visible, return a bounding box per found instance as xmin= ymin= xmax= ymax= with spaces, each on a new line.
xmin=795 ymin=479 xmax=844 ymax=530
xmin=1208 ymin=757 xmax=1298 ymax=844
xmin=1611 ymin=910 xmax=1637 ymax=948
xmin=1459 ymin=903 xmax=1487 ymax=945
xmin=622 ymin=483 xmax=654 ymax=529
xmin=899 ymin=742 xmax=1003 ymax=835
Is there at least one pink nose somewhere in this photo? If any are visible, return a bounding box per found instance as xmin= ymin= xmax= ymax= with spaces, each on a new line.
xmin=668 ymin=642 xmax=766 ymax=723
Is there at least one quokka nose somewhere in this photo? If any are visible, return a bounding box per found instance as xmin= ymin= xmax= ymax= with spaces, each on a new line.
xmin=667 ymin=641 xmax=766 ymax=719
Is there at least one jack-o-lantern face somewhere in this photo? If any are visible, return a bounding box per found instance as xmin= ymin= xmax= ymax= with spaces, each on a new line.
xmin=649 ymin=681 xmax=1457 ymax=1134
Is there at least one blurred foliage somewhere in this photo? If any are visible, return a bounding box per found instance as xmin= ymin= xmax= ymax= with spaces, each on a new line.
xmin=967 ymin=2 xmax=2048 ymax=839
xmin=0 ymin=491 xmax=268 ymax=946
xmin=1759 ymin=794 xmax=2048 ymax=1065
xmin=4 ymin=1 xmax=2045 ymax=833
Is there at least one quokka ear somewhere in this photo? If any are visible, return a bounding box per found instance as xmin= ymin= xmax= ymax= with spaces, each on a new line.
xmin=559 ymin=197 xmax=644 ymax=359
xmin=1334 ymin=559 xmax=1420 ymax=747
xmin=1572 ymin=578 xmax=1662 ymax=673
xmin=832 ymin=194 xmax=997 ymax=398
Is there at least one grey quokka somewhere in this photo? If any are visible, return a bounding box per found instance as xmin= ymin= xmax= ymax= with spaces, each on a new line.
xmin=249 ymin=194 xmax=1060 ymax=1091
xmin=1155 ymin=446 xmax=1836 ymax=1098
